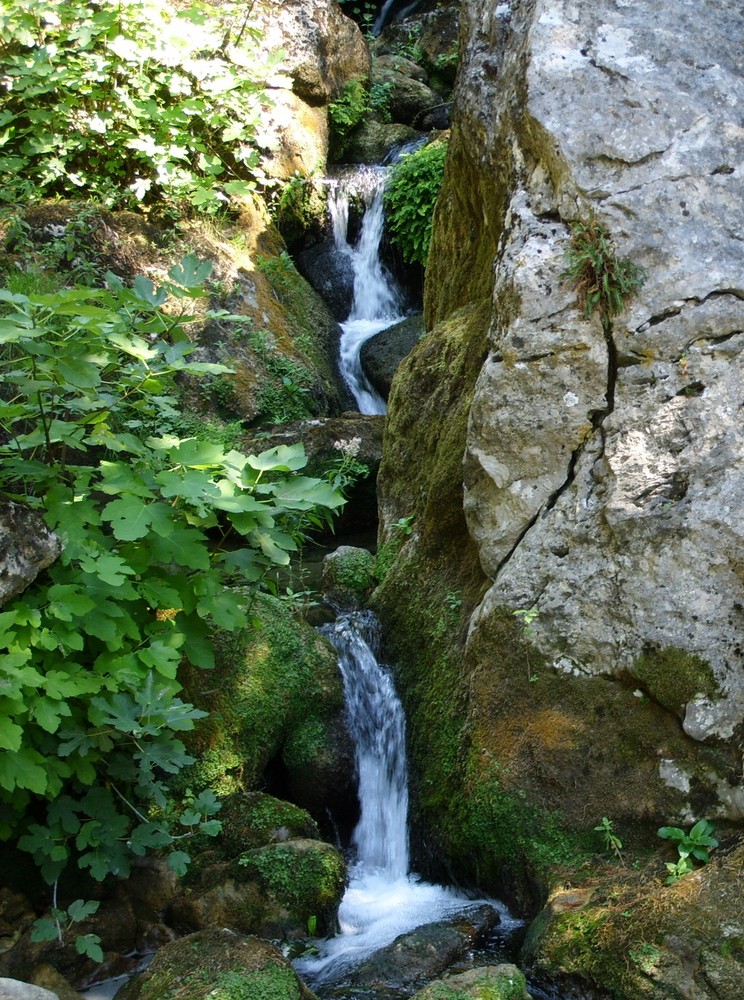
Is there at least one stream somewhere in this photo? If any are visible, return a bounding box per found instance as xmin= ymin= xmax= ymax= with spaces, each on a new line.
xmin=329 ymin=148 xmax=421 ymax=415
xmin=294 ymin=612 xmax=522 ymax=997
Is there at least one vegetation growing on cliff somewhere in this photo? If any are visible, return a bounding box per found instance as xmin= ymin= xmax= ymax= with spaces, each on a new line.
xmin=384 ymin=139 xmax=449 ymax=266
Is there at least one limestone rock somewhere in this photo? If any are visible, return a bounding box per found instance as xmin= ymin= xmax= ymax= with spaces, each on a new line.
xmin=455 ymin=2 xmax=744 ymax=749
xmin=343 ymin=121 xmax=423 ymax=166
xmin=254 ymin=0 xmax=370 ymax=105
xmin=0 ymin=503 xmax=61 ymax=607
xmin=0 ymin=981 xmax=59 ymax=1000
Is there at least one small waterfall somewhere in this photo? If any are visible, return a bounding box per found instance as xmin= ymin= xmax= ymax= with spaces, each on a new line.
xmin=295 ymin=612 xmax=520 ymax=991
xmin=322 ymin=612 xmax=409 ymax=877
xmin=327 ymin=167 xmax=407 ymax=415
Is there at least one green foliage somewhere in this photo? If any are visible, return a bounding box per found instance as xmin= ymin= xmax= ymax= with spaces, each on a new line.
xmin=369 ymin=81 xmax=394 ymax=123
xmin=561 ymin=212 xmax=646 ymax=324
xmin=658 ymin=819 xmax=718 ymax=883
xmin=0 ymin=259 xmax=345 ymax=926
xmin=327 ymin=78 xmax=369 ymax=156
xmin=384 ymin=140 xmax=448 ymax=266
xmin=594 ymin=816 xmax=623 ymax=862
xmin=31 ymin=897 xmax=103 ymax=962
xmin=238 ymin=841 xmax=346 ymax=919
xmin=0 ymin=0 xmax=279 ymax=211
xmin=211 ymin=966 xmax=300 ymax=1000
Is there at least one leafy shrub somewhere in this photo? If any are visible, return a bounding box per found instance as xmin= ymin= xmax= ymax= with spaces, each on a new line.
xmin=327 ymin=78 xmax=369 ymax=156
xmin=0 ymin=0 xmax=279 ymax=211
xmin=384 ymin=140 xmax=448 ymax=266
xmin=0 ymin=258 xmax=345 ymax=913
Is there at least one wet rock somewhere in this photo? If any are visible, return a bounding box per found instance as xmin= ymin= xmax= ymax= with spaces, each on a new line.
xmin=360 ymin=314 xmax=426 ymax=399
xmin=116 ymin=929 xmax=317 ymax=1000
xmin=348 ymin=903 xmax=500 ymax=988
xmin=296 ymin=243 xmax=355 ymax=321
xmin=344 ymin=121 xmax=424 ymax=166
xmin=28 ymin=966 xmax=84 ymax=1000
xmin=0 ymin=503 xmax=61 ymax=607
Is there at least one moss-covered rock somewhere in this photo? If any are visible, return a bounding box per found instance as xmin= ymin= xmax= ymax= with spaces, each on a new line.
xmin=171 ymin=838 xmax=346 ymax=939
xmin=522 ymin=840 xmax=744 ymax=1000
xmin=321 ymin=545 xmax=376 ymax=610
xmin=216 ymin=792 xmax=321 ymax=858
xmin=628 ymin=648 xmax=721 ymax=718
xmin=116 ymin=928 xmax=317 ymax=1000
xmin=178 ymin=593 xmax=354 ymax=820
xmin=238 ymin=839 xmax=347 ymax=934
xmin=412 ymin=964 xmax=530 ymax=1000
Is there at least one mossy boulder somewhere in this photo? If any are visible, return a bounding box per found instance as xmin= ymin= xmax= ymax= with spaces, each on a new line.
xmin=116 ymin=928 xmax=317 ymax=1000
xmin=412 ymin=964 xmax=530 ymax=1000
xmin=171 ymin=839 xmax=346 ymax=940
xmin=321 ymin=545 xmax=376 ymax=610
xmin=215 ymin=792 xmax=321 ymax=858
xmin=522 ymin=840 xmax=744 ymax=1000
xmin=178 ymin=593 xmax=354 ymax=821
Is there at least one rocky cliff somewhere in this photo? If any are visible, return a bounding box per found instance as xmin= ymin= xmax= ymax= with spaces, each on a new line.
xmin=374 ymin=0 xmax=744 ymax=987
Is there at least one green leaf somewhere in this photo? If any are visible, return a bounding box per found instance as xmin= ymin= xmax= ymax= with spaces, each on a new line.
xmin=0 ymin=717 xmax=23 ymax=752
xmin=102 ymin=498 xmax=173 ymax=541
xmin=31 ymin=918 xmax=60 ymax=944
xmin=67 ymin=898 xmax=100 ymax=923
xmin=76 ymin=933 xmax=104 ymax=962
xmin=167 ymin=255 xmax=212 ymax=289
xmin=0 ymin=748 xmax=48 ymax=794
xmin=167 ymin=850 xmax=191 ymax=876
xmin=247 ymin=444 xmax=307 ymax=472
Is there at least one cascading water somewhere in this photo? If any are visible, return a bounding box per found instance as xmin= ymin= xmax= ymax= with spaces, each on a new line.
xmin=327 ymin=165 xmax=407 ymax=415
xmin=294 ymin=612 xmax=520 ymax=992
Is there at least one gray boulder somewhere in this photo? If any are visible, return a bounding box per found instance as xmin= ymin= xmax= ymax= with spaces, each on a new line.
xmin=0 ymin=503 xmax=61 ymax=607
xmin=360 ymin=315 xmax=427 ymax=399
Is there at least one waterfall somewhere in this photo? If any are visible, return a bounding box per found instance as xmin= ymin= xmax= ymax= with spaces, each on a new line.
xmin=322 ymin=612 xmax=409 ymax=877
xmin=327 ymin=166 xmax=406 ymax=416
xmin=294 ymin=612 xmax=520 ymax=990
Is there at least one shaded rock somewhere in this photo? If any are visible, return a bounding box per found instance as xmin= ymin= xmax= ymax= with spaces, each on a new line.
xmin=349 ymin=904 xmax=500 ymax=988
xmin=375 ymin=54 xmax=430 ymax=83
xmin=116 ymin=929 xmax=317 ymax=1000
xmin=296 ymin=242 xmax=355 ymax=321
xmin=171 ymin=838 xmax=346 ymax=939
xmin=0 ymin=892 xmax=36 ymax=958
xmin=0 ymin=503 xmax=61 ymax=607
xmin=360 ymin=314 xmax=427 ymax=399
xmin=177 ymin=592 xmax=356 ymax=820
xmin=0 ymin=981 xmax=59 ymax=1000
xmin=344 ymin=121 xmax=424 ymax=166
xmin=28 ymin=967 xmax=83 ymax=1000
xmin=412 ymin=964 xmax=531 ymax=999
xmin=370 ymin=65 xmax=444 ymax=129
xmin=321 ymin=545 xmax=376 ymax=610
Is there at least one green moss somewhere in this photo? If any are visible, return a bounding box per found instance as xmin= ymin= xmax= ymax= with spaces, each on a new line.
xmin=239 ymin=840 xmax=346 ymax=920
xmin=328 ymin=78 xmax=369 ymax=158
xmin=217 ymin=792 xmax=320 ymax=857
xmin=630 ymin=647 xmax=720 ymax=717
xmin=178 ymin=593 xmax=344 ymax=794
xmin=211 ymin=967 xmax=300 ymax=1000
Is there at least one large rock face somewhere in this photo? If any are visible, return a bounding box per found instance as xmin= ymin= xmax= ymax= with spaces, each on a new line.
xmin=0 ymin=503 xmax=61 ymax=607
xmin=461 ymin=0 xmax=744 ymax=749
xmin=252 ymin=0 xmax=370 ymax=179
xmin=374 ymin=0 xmax=744 ymax=930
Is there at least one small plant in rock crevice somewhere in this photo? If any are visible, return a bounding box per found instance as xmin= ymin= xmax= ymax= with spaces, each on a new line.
xmin=594 ymin=816 xmax=623 ymax=863
xmin=657 ymin=819 xmax=718 ymax=884
xmin=561 ymin=211 xmax=646 ymax=325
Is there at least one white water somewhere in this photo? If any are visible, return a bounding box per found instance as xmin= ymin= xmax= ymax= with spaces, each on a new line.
xmin=295 ymin=612 xmax=519 ymax=989
xmin=328 ymin=168 xmax=407 ymax=415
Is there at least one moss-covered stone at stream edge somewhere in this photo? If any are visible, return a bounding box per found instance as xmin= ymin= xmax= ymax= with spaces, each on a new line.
xmin=177 ymin=593 xmax=350 ymax=812
xmin=116 ymin=929 xmax=317 ymax=1000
